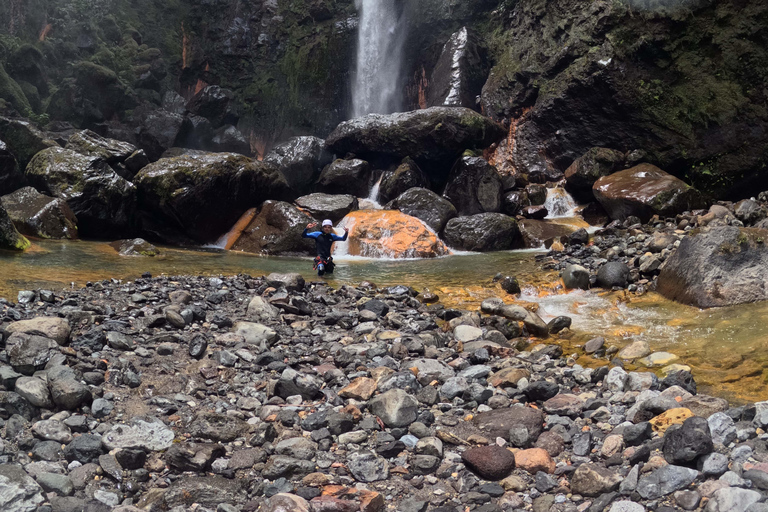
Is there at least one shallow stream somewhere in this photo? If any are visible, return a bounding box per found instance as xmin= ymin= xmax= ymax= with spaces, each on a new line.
xmin=2 ymin=238 xmax=768 ymax=403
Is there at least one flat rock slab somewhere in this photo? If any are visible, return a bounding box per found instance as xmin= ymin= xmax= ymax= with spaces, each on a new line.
xmin=473 ymin=406 xmax=544 ymax=442
xmin=0 ymin=463 xmax=45 ymax=512
xmin=102 ymin=416 xmax=174 ymax=452
xmin=636 ymin=465 xmax=699 ymax=499
xmin=6 ymin=317 xmax=71 ymax=345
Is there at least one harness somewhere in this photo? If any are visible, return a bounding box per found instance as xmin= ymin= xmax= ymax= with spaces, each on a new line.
xmin=313 ymin=255 xmax=335 ymax=272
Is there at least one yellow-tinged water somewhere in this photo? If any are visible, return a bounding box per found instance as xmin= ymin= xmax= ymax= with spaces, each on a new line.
xmin=3 ymin=239 xmax=768 ymax=403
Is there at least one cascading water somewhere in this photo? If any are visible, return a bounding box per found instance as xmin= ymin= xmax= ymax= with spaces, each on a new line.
xmin=352 ymin=0 xmax=405 ymax=117
xmin=544 ymin=184 xmax=579 ymax=218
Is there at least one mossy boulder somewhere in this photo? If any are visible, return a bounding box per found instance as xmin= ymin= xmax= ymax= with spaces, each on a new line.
xmin=0 ymin=63 xmax=32 ymax=117
xmin=657 ymin=226 xmax=768 ymax=307
xmin=0 ymin=116 xmax=58 ymax=171
xmin=0 ymin=203 xmax=31 ymax=251
xmin=6 ymin=44 xmax=48 ymax=97
xmin=65 ymin=130 xmax=138 ymax=165
xmin=325 ymin=107 xmax=506 ymax=171
xmin=593 ymin=164 xmax=708 ymax=222
xmin=135 ymin=152 xmax=290 ymax=244
xmin=0 ymin=186 xmax=78 ymax=240
xmin=443 ymin=213 xmax=522 ymax=252
xmin=25 ymin=147 xmax=136 ymax=236
xmin=109 ymin=238 xmax=161 ymax=257
xmin=135 ymin=110 xmax=185 ymax=161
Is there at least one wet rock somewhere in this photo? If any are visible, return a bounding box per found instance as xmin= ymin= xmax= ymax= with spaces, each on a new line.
xmin=593 ymin=164 xmax=708 ymax=222
xmin=344 ymin=209 xmax=449 ymax=258
xmin=316 ymin=159 xmax=371 ymax=197
xmin=109 ymin=238 xmax=160 ymax=257
xmin=562 ymin=264 xmax=590 ymax=290
xmin=518 ymin=218 xmax=574 ymax=249
xmin=378 ymin=157 xmax=430 ymax=204
xmin=135 ymin=152 xmax=289 ymax=244
xmin=0 ymin=203 xmax=30 ymax=250
xmin=0 ymin=139 xmax=26 ymax=196
xmin=294 ymin=193 xmax=358 ymax=224
xmin=326 ymin=107 xmax=505 ymax=171
xmin=25 ymin=147 xmax=136 ymax=236
xmin=596 ymin=261 xmax=630 ymax=288
xmin=657 ymin=226 xmax=768 ymax=307
xmin=428 ymin=27 xmax=488 ymax=110
xmin=443 ymin=156 xmax=503 ymax=216
xmin=65 ymin=129 xmax=137 ymax=166
xmin=443 ymin=213 xmax=521 ymax=251
xmin=462 ymin=445 xmax=516 ymax=480
xmin=230 ymin=200 xmax=315 ymax=255
xmin=265 ymin=136 xmax=332 ymax=193
xmin=564 ymin=147 xmax=626 ymax=202
xmin=1 ymin=187 xmax=78 ymax=239
xmin=0 ymin=116 xmax=58 ymax=171
xmin=186 ymin=86 xmax=237 ymax=127
xmin=208 ymin=124 xmax=250 ymax=155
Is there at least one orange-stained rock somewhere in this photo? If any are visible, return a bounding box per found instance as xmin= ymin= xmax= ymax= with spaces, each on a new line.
xmin=339 ymin=377 xmax=377 ymax=401
xmin=302 ymin=472 xmax=331 ymax=487
xmin=336 ymin=210 xmax=449 ymax=258
xmin=649 ymin=407 xmax=694 ymax=435
xmin=514 ymin=447 xmax=556 ymax=474
xmin=341 ymin=404 xmax=362 ymax=421
xmin=488 ymin=368 xmax=531 ymax=388
xmin=320 ymin=485 xmax=385 ymax=512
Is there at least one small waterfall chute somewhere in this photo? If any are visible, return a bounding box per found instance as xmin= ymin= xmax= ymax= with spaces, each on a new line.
xmin=359 ymin=174 xmax=384 ymax=210
xmin=544 ymin=185 xmax=578 ymax=219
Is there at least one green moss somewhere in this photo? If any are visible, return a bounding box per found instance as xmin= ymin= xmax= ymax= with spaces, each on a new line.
xmin=0 ymin=63 xmax=32 ymax=116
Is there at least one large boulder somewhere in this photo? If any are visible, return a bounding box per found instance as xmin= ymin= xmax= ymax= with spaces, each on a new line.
xmin=135 ymin=152 xmax=290 ymax=244
xmin=0 ymin=204 xmax=30 ymax=250
xmin=0 ymin=116 xmax=58 ymax=171
xmin=443 ymin=213 xmax=521 ymax=252
xmin=185 ymin=86 xmax=237 ymax=127
xmin=342 ymin=210 xmax=449 ymax=258
xmin=25 ymin=147 xmax=136 ymax=236
xmin=593 ymin=164 xmax=708 ymax=222
xmin=65 ymin=130 xmax=137 ymax=166
xmin=1 ymin=187 xmax=77 ymax=239
xmin=518 ymin=219 xmax=575 ymax=249
xmin=264 ymin=136 xmax=332 ymax=193
xmin=207 ymin=125 xmax=251 ymax=155
xmin=135 ymin=109 xmax=185 ymax=161
xmin=326 ymin=107 xmax=505 ymax=171
xmin=378 ymin=157 xmax=429 ymax=204
xmin=316 ymin=159 xmax=371 ymax=197
xmin=387 ymin=187 xmax=457 ymax=234
xmin=657 ymin=226 xmax=768 ymax=307
xmin=443 ymin=156 xmax=503 ymax=215
xmin=428 ymin=27 xmax=489 ymax=111
xmin=0 ymin=139 xmax=26 ymax=195
xmin=564 ymin=147 xmax=626 ymax=202
xmin=229 ymin=200 xmax=315 ymax=255
xmin=294 ymin=193 xmax=358 ymax=224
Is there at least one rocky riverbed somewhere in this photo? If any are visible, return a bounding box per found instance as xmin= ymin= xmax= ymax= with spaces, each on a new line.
xmin=1 ymin=270 xmax=768 ymax=512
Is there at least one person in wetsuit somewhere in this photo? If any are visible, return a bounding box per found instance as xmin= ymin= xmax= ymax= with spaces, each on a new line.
xmin=301 ymin=219 xmax=349 ymax=276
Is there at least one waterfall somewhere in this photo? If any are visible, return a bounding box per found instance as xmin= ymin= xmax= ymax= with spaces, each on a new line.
xmin=352 ymin=0 xmax=405 ymax=117
xmin=544 ymin=185 xmax=579 ymax=218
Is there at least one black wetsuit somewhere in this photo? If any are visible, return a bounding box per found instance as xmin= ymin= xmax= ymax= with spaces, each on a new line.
xmin=301 ymin=228 xmax=348 ymax=274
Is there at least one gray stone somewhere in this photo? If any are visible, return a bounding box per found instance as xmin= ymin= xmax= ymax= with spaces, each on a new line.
xmin=369 ymin=389 xmax=419 ymax=428
xmin=6 ymin=333 xmax=60 ymax=375
xmin=102 ymin=416 xmax=174 ymax=452
xmin=0 ymin=464 xmax=45 ymax=511
xmin=605 ymin=367 xmax=628 ymax=392
xmin=636 ymin=465 xmax=699 ymax=499
xmin=347 ymin=451 xmax=389 ymax=482
xmin=232 ymin=321 xmax=279 ymax=348
xmin=32 ymin=419 xmax=72 ymax=443
xmin=275 ymin=437 xmax=318 ymax=460
xmin=48 ymin=372 xmax=91 ymax=410
xmin=700 ymin=453 xmax=730 ymax=477
xmin=36 ymin=472 xmax=74 ymax=496
xmin=709 ymin=412 xmax=737 ymax=446
xmin=64 ymin=434 xmax=103 ymax=463
xmin=91 ymin=398 xmax=114 ymax=419
xmin=571 ymin=464 xmax=622 ymax=497
xmin=6 ymin=317 xmax=71 ymax=346
xmin=14 ymin=376 xmax=53 ymax=408
xmin=608 ymin=502 xmax=646 ymax=512
xmin=562 ymin=264 xmax=590 ymax=290
xmin=705 ymin=487 xmax=761 ymax=512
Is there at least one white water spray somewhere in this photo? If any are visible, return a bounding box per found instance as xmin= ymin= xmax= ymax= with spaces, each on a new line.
xmin=352 ymin=0 xmax=405 ymax=117
xmin=544 ymin=185 xmax=579 ymax=218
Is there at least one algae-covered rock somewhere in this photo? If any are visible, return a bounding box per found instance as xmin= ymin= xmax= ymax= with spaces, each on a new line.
xmin=0 ymin=116 xmax=58 ymax=171
xmin=65 ymin=130 xmax=138 ymax=164
xmin=0 ymin=203 xmax=30 ymax=251
xmin=25 ymin=147 xmax=136 ymax=236
xmin=0 ymin=63 xmax=32 ymax=116
xmin=0 ymin=186 xmax=77 ymax=239
xmin=109 ymin=238 xmax=161 ymax=257
xmin=326 ymin=107 xmax=505 ymax=170
xmin=135 ymin=152 xmax=290 ymax=244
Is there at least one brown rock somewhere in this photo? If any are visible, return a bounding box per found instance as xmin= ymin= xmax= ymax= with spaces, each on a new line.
xmin=462 ymin=445 xmax=517 ymax=480
xmin=488 ymin=368 xmax=531 ymax=388
xmin=473 ymin=406 xmax=544 ymax=443
xmin=339 ymin=377 xmax=376 ymax=401
xmin=514 ymin=448 xmax=555 ymax=474
xmin=535 ymin=431 xmax=565 ymax=457
xmin=680 ymin=395 xmax=728 ymax=418
xmin=310 ymin=497 xmax=357 ymax=512
xmin=650 ymin=408 xmax=694 ymax=435
xmin=570 ymin=463 xmax=622 ymax=497
xmin=542 ymin=394 xmax=585 ymax=417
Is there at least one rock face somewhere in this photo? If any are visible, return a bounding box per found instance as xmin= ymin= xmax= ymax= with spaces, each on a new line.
xmin=264 ymin=136 xmax=332 ymax=193
xmin=443 ymin=156 xmax=503 ymax=216
xmin=340 ymin=210 xmax=449 ymax=259
xmin=316 ymin=159 xmax=371 ymax=198
xmin=229 ymin=200 xmax=315 ymax=255
xmin=387 ymin=187 xmax=457 ymax=234
xmin=443 ymin=213 xmax=521 ymax=251
xmin=657 ymin=226 xmax=768 ymax=307
xmin=428 ymin=27 xmax=489 ymax=110
xmin=593 ymin=164 xmax=708 ymax=222
xmin=135 ymin=152 xmax=290 ymax=244
xmin=25 ymin=147 xmax=136 ymax=236
xmin=325 ymin=107 xmax=505 ymax=172
xmin=564 ymin=148 xmax=626 ymax=202
xmin=1 ymin=187 xmax=77 ymax=239
xmin=0 ymin=203 xmax=30 ymax=250
xmin=294 ymin=193 xmax=358 ymax=224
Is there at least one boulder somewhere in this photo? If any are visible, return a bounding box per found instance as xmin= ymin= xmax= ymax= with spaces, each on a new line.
xmin=501 ymin=190 xmax=529 ymax=216
xmin=378 ymin=157 xmax=430 ymax=204
xmin=443 ymin=156 xmax=503 ymax=215
xmin=135 ymin=109 xmax=185 ymax=161
xmin=387 ymin=187 xmax=457 ymax=234
xmin=596 ymin=261 xmax=630 ymax=289
xmin=65 ymin=130 xmax=137 ymax=165
xmin=6 ymin=332 xmax=60 ymax=375
xmin=0 ymin=464 xmax=45 ymax=511
xmin=657 ymin=226 xmax=768 ymax=307
xmin=428 ymin=27 xmax=489 ymax=110
xmin=518 ymin=219 xmax=574 ymax=249
xmin=1 ymin=187 xmax=78 ymax=239
xmin=6 ymin=317 xmax=71 ymax=345
xmin=0 ymin=139 xmax=26 ymax=195
xmin=25 ymin=147 xmax=136 ymax=236
xmin=564 ymin=147 xmax=626 ymax=202
xmin=326 ymin=107 xmax=505 ymax=171
xmin=0 ymin=116 xmax=58 ymax=171
xmin=443 ymin=213 xmax=521 ymax=251
xmin=593 ymin=164 xmax=708 ymax=222
xmin=563 ymin=264 xmax=590 ymax=290
xmin=230 ymin=200 xmax=315 ymax=255
xmin=462 ymin=445 xmax=516 ymax=480
xmin=342 ymin=210 xmax=449 ymax=258
xmin=294 ymin=193 xmax=358 ymax=224
xmin=207 ymin=125 xmax=250 ymax=155
xmin=109 ymin=238 xmax=161 ymax=256
xmin=473 ymin=406 xmax=545 ymax=442
xmin=135 ymin=152 xmax=289 ymax=244
xmin=316 ymin=159 xmax=371 ymax=197
xmin=264 ymin=136 xmax=332 ymax=193
xmin=0 ymin=203 xmax=30 ymax=250
xmin=185 ymin=85 xmax=237 ymax=127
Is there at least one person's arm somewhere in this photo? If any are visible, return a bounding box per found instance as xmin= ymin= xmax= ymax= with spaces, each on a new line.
xmin=302 ymin=222 xmax=321 ymax=239
xmin=332 ymin=227 xmax=349 ymax=241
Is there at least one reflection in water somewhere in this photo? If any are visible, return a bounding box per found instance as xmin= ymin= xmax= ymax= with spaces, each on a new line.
xmin=2 ymin=239 xmax=768 ymax=403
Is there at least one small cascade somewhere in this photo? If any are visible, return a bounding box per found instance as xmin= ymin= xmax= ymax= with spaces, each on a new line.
xmin=208 ymin=208 xmax=257 ymax=250
xmin=544 ymin=185 xmax=579 ymax=218
xmin=352 ymin=0 xmax=405 ymax=117
xmin=333 ymin=210 xmax=449 ymax=259
xmin=359 ymin=175 xmax=384 ymax=210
